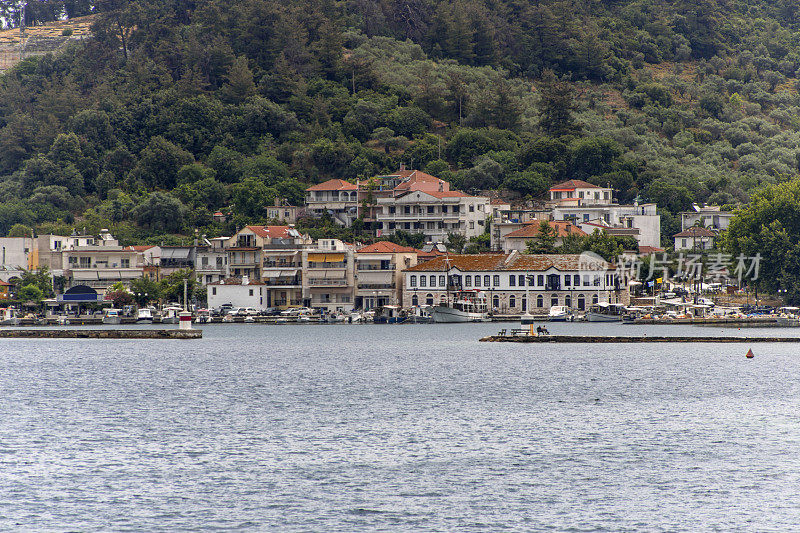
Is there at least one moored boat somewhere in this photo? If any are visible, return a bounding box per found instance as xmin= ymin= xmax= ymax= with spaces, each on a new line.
xmin=548 ymin=305 xmax=571 ymax=322
xmin=102 ymin=308 xmax=122 ymax=325
xmin=160 ymin=306 xmax=182 ymax=324
xmin=431 ymin=290 xmax=489 ymax=323
xmin=136 ymin=307 xmax=154 ymax=323
xmin=586 ymin=302 xmax=626 ymax=322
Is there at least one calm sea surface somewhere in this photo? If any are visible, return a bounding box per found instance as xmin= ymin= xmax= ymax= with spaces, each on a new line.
xmin=1 ymin=322 xmax=799 ymax=531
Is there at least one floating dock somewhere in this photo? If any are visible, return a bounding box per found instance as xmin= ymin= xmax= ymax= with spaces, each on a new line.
xmin=0 ymin=329 xmax=202 ymax=339
xmin=480 ymin=334 xmax=800 ymax=343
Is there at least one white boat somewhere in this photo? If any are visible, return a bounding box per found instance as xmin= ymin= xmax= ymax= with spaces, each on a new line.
xmin=431 ymin=290 xmax=489 ymax=323
xmin=586 ymin=302 xmax=626 ymax=322
xmin=548 ymin=305 xmax=571 ymax=322
xmin=0 ymin=307 xmax=20 ymax=326
xmin=136 ymin=307 xmax=154 ymax=323
xmin=160 ymin=306 xmax=183 ymax=324
xmin=102 ymin=308 xmax=122 ymax=325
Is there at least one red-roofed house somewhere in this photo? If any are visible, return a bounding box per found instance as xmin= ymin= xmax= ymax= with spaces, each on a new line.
xmin=674 ymin=226 xmax=716 ymax=251
xmin=306 ymin=179 xmax=360 ymax=226
xmin=355 ymin=242 xmax=419 ymax=309
xmin=500 ymin=221 xmax=587 ymax=252
xmin=548 ymin=180 xmax=612 ymax=206
xmin=226 ymin=225 xmax=311 ymax=281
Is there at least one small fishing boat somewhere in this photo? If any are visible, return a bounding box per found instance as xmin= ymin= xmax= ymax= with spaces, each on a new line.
xmin=373 ymin=305 xmax=406 ymax=324
xmin=160 ymin=306 xmax=183 ymax=324
xmin=431 ymin=290 xmax=489 ymax=323
xmin=548 ymin=305 xmax=571 ymax=322
xmin=586 ymin=302 xmax=627 ymax=322
xmin=102 ymin=308 xmax=122 ymax=325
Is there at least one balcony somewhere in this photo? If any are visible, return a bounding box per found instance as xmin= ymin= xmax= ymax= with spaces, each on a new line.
xmin=357 ymin=283 xmax=395 ymax=289
xmin=357 ymin=264 xmax=395 ymax=271
xmin=308 ymin=278 xmax=349 ymax=287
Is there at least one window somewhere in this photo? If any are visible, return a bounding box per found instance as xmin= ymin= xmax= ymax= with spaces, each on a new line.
xmin=594 ymin=275 xmax=601 ymax=286
xmin=410 ymin=275 xmax=417 ymax=287
xmin=564 ymin=275 xmax=571 ymax=286
xmin=519 ymin=275 xmax=525 ymax=286
xmin=389 ymin=206 xmax=396 ymax=214
xmin=474 ymin=275 xmax=481 ymax=287
xmin=429 ymin=275 xmax=436 ymax=287
xmin=216 ymin=257 xmax=223 ymax=268
xmin=469 ymin=221 xmax=475 ymax=229
xmin=593 ymin=294 xmax=599 ymax=304
xmin=427 ymin=206 xmax=434 ymax=214
xmin=537 ymin=275 xmax=544 ymax=286
xmin=442 ymin=206 xmax=448 ymax=213
xmin=420 ymin=276 xmax=426 ymax=287
xmin=484 ymin=275 xmax=490 ymax=286
xmin=439 ymin=275 xmax=446 ymax=286
xmin=212 ymin=287 xmax=217 ymax=295
xmin=574 ymin=274 xmax=580 ymax=286
xmin=536 ymin=295 xmax=543 ymax=307
xmin=79 ymin=257 xmax=90 ymax=268
xmin=452 ymin=206 xmax=460 ymax=213
xmin=202 ymin=256 xmax=209 ymax=267
xmin=493 ymin=275 xmax=499 ymax=286
xmin=551 ymin=294 xmax=558 ymax=306
xmin=404 ymin=206 xmax=411 ymax=214
xmin=509 ymin=275 xmax=516 ymax=287
xmin=492 ymin=295 xmax=499 ymax=308
xmin=565 ymin=295 xmax=572 ymax=307
xmin=121 ymin=258 xmax=130 ymax=268
xmin=578 ymin=295 xmax=585 ymax=310
xmin=249 ymin=289 xmax=254 ymax=296
xmin=510 ymin=295 xmax=516 ymax=308
xmin=426 ymin=294 xmax=434 ymax=305
xmin=682 ymin=239 xmax=687 ymax=247
xmin=584 ymin=214 xmax=590 ymax=222
xmin=469 ymin=205 xmax=475 ymax=212
xmin=412 ymin=295 xmax=418 ymax=306
xmin=465 ymin=276 xmax=471 ymax=287
xmin=583 ymin=275 xmax=590 ymax=285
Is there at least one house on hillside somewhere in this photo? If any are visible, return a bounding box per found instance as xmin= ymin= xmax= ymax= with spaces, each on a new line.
xmin=674 ymin=226 xmax=717 ymax=251
xmin=499 ymin=221 xmax=586 ymax=253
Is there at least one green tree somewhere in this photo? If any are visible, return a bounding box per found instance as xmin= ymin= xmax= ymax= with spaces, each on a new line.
xmin=537 ymin=70 xmax=580 ymax=137
xmin=525 ymin=221 xmax=558 ymax=254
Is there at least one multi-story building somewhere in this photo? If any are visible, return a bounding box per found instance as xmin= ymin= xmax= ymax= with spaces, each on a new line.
xmin=375 ymin=190 xmax=489 ymax=241
xmin=195 ymin=237 xmax=229 ymax=285
xmin=58 ymin=230 xmax=144 ymax=295
xmin=160 ymin=246 xmax=195 ymax=278
xmin=402 ymin=251 xmax=625 ymax=314
xmin=674 ymin=227 xmax=717 ymax=251
xmin=226 ymin=225 xmax=311 ymax=281
xmin=305 ymin=179 xmax=359 ymax=226
xmin=0 ymin=237 xmax=37 ymax=281
xmin=547 ymin=180 xmax=613 ymax=207
xmin=207 ymin=276 xmax=267 ymax=310
xmin=266 ymin=198 xmax=300 ymax=224
xmin=355 ymin=241 xmax=418 ymax=310
xmin=302 ymin=239 xmax=356 ymax=312
xmin=680 ymin=205 xmax=733 ymax=232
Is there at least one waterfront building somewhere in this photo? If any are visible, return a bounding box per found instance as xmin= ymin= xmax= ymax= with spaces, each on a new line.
xmin=207 ymin=276 xmax=266 ymax=310
xmin=195 ymin=237 xmax=229 ymax=285
xmin=226 ymin=225 xmax=311 ymax=281
xmin=354 ymin=241 xmax=418 ymax=310
xmin=301 ymin=239 xmax=356 ymax=313
xmin=402 ymin=251 xmax=625 ymax=314
xmin=57 ymin=230 xmax=144 ymax=295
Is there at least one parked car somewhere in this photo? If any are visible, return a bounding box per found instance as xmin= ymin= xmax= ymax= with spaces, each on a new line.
xmin=212 ymin=303 xmax=234 ymax=316
xmin=231 ymin=307 xmax=259 ymax=316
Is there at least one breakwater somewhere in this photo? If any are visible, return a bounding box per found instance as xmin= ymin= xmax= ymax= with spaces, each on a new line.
xmin=0 ymin=329 xmax=202 ymax=339
xmin=480 ymin=334 xmax=800 ymax=343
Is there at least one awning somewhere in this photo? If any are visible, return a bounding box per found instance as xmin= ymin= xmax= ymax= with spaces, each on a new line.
xmin=262 ymin=271 xmax=281 ymax=278
xmin=307 ymin=253 xmax=326 ymax=262
xmin=324 ymin=254 xmax=345 ymax=262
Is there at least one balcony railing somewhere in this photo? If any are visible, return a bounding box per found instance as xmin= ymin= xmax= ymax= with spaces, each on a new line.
xmin=263 ymin=279 xmax=302 ymax=287
xmin=357 ymin=283 xmax=395 ymax=289
xmin=308 ymin=278 xmax=348 ymax=286
xmin=357 ymin=265 xmax=395 ymax=271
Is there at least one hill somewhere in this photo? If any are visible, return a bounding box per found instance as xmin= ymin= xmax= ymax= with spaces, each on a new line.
xmin=1 ymin=0 xmax=800 ymax=246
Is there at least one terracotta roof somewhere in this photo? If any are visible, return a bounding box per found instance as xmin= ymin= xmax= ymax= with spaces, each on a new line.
xmin=131 ymin=245 xmax=156 ymax=252
xmin=213 ymin=211 xmax=224 ymax=216
xmin=357 ymin=241 xmax=419 ymax=254
xmin=550 ymin=179 xmax=600 ymax=191
xmin=504 ymin=221 xmax=586 ymax=239
xmin=245 ymin=225 xmax=295 ymax=239
xmin=490 ymin=198 xmax=510 ymax=205
xmin=0 ymin=280 xmax=11 ymax=286
xmin=405 ymin=253 xmax=611 ymax=272
xmin=209 ymin=277 xmax=265 ymax=286
xmin=638 ymin=246 xmax=665 ymax=254
xmin=392 ymin=170 xmax=448 ymax=191
xmin=674 ymin=227 xmax=716 ymax=238
xmin=306 ymin=179 xmax=358 ymax=191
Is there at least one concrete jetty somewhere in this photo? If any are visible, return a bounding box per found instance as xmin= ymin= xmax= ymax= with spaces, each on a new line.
xmin=0 ymin=329 xmax=202 ymax=339
xmin=480 ymin=334 xmax=800 ymax=343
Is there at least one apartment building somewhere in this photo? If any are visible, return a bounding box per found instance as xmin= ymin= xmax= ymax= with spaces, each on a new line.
xmin=58 ymin=230 xmax=144 ymax=295
xmin=355 ymin=241 xmax=418 ymax=310
xmin=402 ymin=251 xmax=625 ymax=313
xmin=680 ymin=205 xmax=733 ymax=232
xmin=305 ymin=179 xmax=359 ymax=226
xmin=301 ymin=239 xmax=356 ymax=312
xmin=375 ymin=190 xmax=489 ymax=241
xmin=226 ymin=225 xmax=311 ymax=281
xmin=196 ymin=237 xmax=229 ymax=285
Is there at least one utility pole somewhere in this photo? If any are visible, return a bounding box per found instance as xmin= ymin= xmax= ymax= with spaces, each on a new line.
xmin=183 ymin=278 xmax=188 ymax=311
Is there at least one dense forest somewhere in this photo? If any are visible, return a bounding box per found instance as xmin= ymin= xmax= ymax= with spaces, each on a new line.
xmin=3 ymin=0 xmax=800 ymax=246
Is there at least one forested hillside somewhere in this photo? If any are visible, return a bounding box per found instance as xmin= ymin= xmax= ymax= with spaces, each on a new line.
xmin=3 ymin=0 xmax=800 ymax=245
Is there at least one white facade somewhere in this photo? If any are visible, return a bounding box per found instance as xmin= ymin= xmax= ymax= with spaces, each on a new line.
xmin=681 ymin=207 xmax=733 ymax=231
xmin=553 ymin=203 xmax=661 ymax=249
xmin=207 ymin=278 xmax=267 ymax=310
xmin=375 ymin=191 xmax=489 ymax=241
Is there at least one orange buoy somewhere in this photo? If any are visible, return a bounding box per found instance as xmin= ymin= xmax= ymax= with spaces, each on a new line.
xmin=746 ymin=348 xmax=754 ymax=359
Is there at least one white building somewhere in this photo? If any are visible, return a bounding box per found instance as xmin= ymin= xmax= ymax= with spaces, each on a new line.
xmin=375 ymin=190 xmax=489 ymax=241
xmin=402 ymin=251 xmax=625 ymax=313
xmin=207 ymin=276 xmax=267 ymax=310
xmin=674 ymin=227 xmax=717 ymax=251
xmin=552 ymin=203 xmax=661 ymax=249
xmin=680 ymin=205 xmax=733 ymax=231
xmin=548 ymin=180 xmax=613 ymax=207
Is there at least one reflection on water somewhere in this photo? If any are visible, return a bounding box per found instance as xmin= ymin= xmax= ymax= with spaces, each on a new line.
xmin=0 ymin=323 xmax=798 ymax=531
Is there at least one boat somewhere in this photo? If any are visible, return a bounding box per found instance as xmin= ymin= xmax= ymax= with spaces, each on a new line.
xmin=136 ymin=307 xmax=154 ymax=323
xmin=431 ymin=290 xmax=489 ymax=323
xmin=407 ymin=305 xmax=433 ymax=324
xmin=160 ymin=306 xmax=182 ymax=324
xmin=548 ymin=305 xmax=571 ymax=322
xmin=373 ymin=305 xmax=407 ymax=324
xmin=195 ymin=309 xmax=211 ymax=324
xmin=0 ymin=307 xmax=20 ymax=326
xmin=102 ymin=308 xmax=122 ymax=325
xmin=586 ymin=302 xmax=627 ymax=322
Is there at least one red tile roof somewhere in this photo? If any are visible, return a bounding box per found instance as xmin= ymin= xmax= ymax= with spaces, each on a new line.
xmin=549 ymin=179 xmax=600 ymax=191
xmin=638 ymin=246 xmax=665 ymax=254
xmin=306 ymin=179 xmax=358 ymax=191
xmin=405 ymin=253 xmax=611 ymax=272
xmin=131 ymin=245 xmax=156 ymax=252
xmin=674 ymin=227 xmax=716 ymax=238
xmin=246 ymin=225 xmax=294 ymax=239
xmin=504 ymin=221 xmax=586 ymax=239
xmin=357 ymin=241 xmax=419 ymax=254
xmin=490 ymin=198 xmax=511 ymax=205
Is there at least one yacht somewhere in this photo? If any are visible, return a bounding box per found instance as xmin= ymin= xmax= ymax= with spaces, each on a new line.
xmin=431 ymin=290 xmax=489 ymax=323
xmin=548 ymin=305 xmax=571 ymax=322
xmin=136 ymin=307 xmax=154 ymax=323
xmin=160 ymin=306 xmax=183 ymax=324
xmin=586 ymin=302 xmax=626 ymax=322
